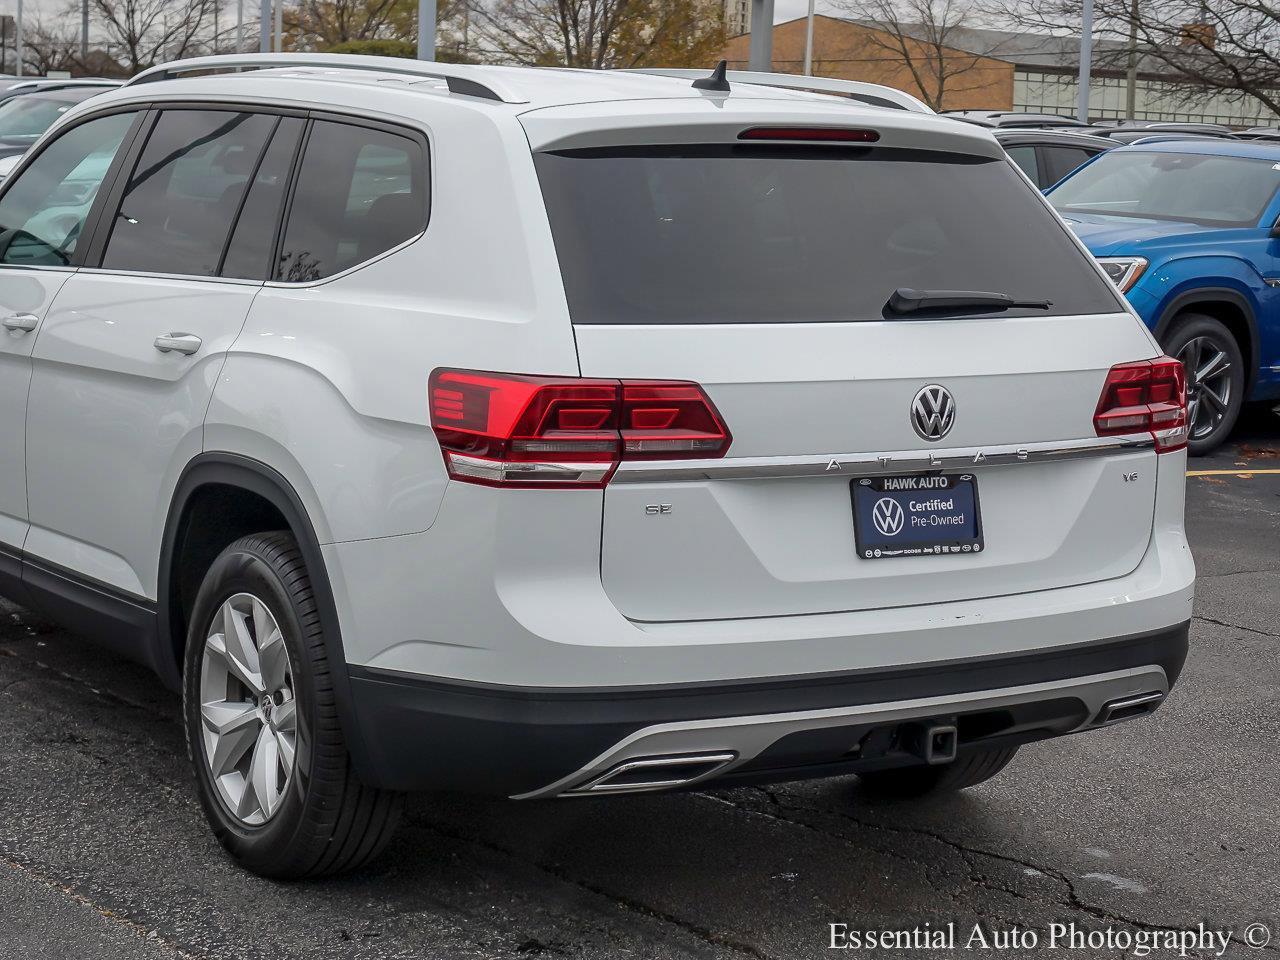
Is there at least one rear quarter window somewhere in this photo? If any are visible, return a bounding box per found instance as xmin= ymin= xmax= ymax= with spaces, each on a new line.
xmin=535 ymin=145 xmax=1123 ymax=324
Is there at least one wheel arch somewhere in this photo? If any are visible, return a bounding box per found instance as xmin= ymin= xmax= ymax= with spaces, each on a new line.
xmin=158 ymin=453 xmax=375 ymax=779
xmin=1153 ymin=287 xmax=1259 ymax=393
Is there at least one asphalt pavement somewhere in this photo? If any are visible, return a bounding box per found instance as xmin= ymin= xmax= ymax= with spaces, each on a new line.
xmin=1 ymin=412 xmax=1278 ymax=960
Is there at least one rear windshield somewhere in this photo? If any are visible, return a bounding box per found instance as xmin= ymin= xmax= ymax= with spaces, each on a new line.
xmin=1049 ymin=150 xmax=1280 ymax=227
xmin=534 ymin=145 xmax=1121 ymax=325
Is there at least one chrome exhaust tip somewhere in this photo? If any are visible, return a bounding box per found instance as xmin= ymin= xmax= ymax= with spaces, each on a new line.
xmin=1095 ymin=691 xmax=1165 ymax=726
xmin=564 ymin=752 xmax=737 ymax=796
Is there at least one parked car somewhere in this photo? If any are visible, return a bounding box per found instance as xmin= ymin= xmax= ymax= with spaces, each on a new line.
xmin=0 ymin=55 xmax=1193 ymax=878
xmin=943 ymin=109 xmax=1091 ymax=129
xmin=1048 ymin=140 xmax=1280 ymax=453
xmin=1236 ymin=126 xmax=1280 ymax=141
xmin=0 ymin=85 xmax=122 ymax=176
xmin=993 ymin=128 xmax=1115 ymax=189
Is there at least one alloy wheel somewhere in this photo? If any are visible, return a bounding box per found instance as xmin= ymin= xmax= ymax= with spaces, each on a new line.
xmin=198 ymin=592 xmax=297 ymax=826
xmin=1177 ymin=336 xmax=1233 ymax=443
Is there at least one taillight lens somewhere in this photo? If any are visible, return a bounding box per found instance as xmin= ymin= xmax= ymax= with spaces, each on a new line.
xmin=428 ymin=369 xmax=731 ymax=487
xmin=1094 ymin=357 xmax=1188 ymax=453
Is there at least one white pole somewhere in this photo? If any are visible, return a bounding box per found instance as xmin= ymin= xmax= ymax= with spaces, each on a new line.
xmin=273 ymin=0 xmax=282 ymax=52
xmin=803 ymin=0 xmax=816 ymax=76
xmin=1077 ymin=0 xmax=1094 ymax=121
xmin=236 ymin=0 xmax=244 ymax=54
xmin=417 ymin=0 xmax=437 ymax=60
xmin=258 ymin=0 xmax=269 ymax=53
xmin=748 ymin=0 xmax=775 ymax=71
xmin=14 ymin=0 xmax=22 ymax=77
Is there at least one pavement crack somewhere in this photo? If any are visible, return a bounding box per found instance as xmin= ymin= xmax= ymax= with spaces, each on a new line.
xmin=0 ymin=647 xmax=174 ymax=717
xmin=715 ymin=788 xmax=1279 ymax=952
xmin=1193 ymin=615 xmax=1280 ymax=639
xmin=0 ymin=852 xmax=196 ymax=958
xmin=408 ymin=817 xmax=775 ymax=960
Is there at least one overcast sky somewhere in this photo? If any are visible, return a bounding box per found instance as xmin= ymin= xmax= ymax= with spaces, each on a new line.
xmin=772 ymin=0 xmax=843 ymax=23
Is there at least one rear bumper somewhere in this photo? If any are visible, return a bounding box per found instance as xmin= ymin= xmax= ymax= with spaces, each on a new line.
xmin=348 ymin=621 xmax=1188 ymax=795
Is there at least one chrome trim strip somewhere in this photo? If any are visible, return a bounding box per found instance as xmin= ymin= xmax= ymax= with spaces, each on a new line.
xmin=514 ymin=667 xmax=1168 ymax=799
xmin=447 ymin=452 xmax=613 ymax=485
xmin=611 ymin=434 xmax=1154 ymax=483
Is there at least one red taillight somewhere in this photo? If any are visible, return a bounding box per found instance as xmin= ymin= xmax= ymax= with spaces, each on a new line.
xmin=1094 ymin=357 xmax=1188 ymax=453
xmin=738 ymin=127 xmax=880 ymax=143
xmin=428 ymin=369 xmax=731 ymax=487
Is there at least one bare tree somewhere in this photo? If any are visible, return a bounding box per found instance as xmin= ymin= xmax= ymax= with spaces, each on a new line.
xmin=467 ymin=0 xmax=637 ymax=68
xmin=21 ymin=19 xmax=83 ymax=76
xmin=467 ymin=0 xmax=724 ymax=69
xmin=88 ymin=0 xmax=222 ymax=74
xmin=827 ymin=0 xmax=1004 ymax=110
xmin=986 ymin=0 xmax=1280 ymax=117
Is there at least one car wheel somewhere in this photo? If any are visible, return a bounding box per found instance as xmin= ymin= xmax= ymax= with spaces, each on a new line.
xmin=855 ymin=746 xmax=1018 ymax=799
xmin=182 ymin=531 xmax=402 ymax=879
xmin=1163 ymin=313 xmax=1245 ymax=457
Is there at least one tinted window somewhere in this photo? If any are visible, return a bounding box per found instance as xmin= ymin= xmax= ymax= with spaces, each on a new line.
xmin=0 ymin=110 xmax=135 ymax=266
xmin=1051 ymin=150 xmax=1280 ymax=226
xmin=1041 ymin=146 xmax=1095 ymax=186
xmin=276 ymin=121 xmax=426 ymax=282
xmin=0 ymin=95 xmax=80 ymax=139
xmin=1005 ymin=145 xmax=1039 ymax=184
xmin=101 ymin=110 xmax=276 ymax=276
xmin=536 ymin=145 xmax=1121 ymax=324
xmin=221 ymin=117 xmax=304 ymax=280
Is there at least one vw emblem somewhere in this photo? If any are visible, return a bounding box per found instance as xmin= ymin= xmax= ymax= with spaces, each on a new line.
xmin=911 ymin=384 xmax=956 ymax=442
xmin=872 ymin=497 xmax=905 ymax=537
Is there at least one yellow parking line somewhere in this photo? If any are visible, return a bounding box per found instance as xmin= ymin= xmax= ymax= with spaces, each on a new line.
xmin=1186 ymin=469 xmax=1280 ymax=477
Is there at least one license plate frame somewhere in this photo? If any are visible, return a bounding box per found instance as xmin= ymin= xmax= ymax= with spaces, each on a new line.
xmin=851 ymin=473 xmax=984 ymax=560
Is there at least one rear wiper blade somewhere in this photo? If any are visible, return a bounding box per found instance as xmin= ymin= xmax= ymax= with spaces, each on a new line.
xmin=886 ymin=288 xmax=1053 ymax=315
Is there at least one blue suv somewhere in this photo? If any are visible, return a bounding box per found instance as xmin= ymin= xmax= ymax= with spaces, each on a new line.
xmin=1048 ymin=140 xmax=1280 ymax=454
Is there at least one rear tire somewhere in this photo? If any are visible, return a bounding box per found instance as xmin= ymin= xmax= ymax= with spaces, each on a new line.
xmin=856 ymin=746 xmax=1018 ymax=799
xmin=182 ymin=531 xmax=402 ymax=879
xmin=1162 ymin=313 xmax=1245 ymax=457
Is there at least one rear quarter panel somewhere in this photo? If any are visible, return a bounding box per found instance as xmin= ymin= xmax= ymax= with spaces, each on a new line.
xmin=203 ymin=106 xmax=579 ymax=544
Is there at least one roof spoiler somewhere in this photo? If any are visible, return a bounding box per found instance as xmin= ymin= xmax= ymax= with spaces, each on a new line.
xmin=124 ymin=53 xmax=527 ymax=105
xmin=622 ymin=68 xmax=933 ymax=114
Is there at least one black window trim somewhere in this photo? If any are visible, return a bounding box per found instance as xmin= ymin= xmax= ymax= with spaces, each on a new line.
xmin=0 ymin=102 xmax=151 ymax=271
xmin=266 ymin=109 xmax=432 ymax=287
xmin=63 ymin=99 xmax=430 ymax=284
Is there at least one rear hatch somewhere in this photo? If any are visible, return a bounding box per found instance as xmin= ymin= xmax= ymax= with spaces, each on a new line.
xmin=525 ymin=101 xmax=1162 ymax=623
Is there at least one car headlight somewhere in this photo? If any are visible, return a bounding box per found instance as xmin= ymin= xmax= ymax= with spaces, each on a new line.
xmin=1096 ymin=256 xmax=1148 ymax=293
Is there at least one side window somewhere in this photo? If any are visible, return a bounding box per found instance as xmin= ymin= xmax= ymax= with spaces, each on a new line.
xmin=1004 ymin=146 xmax=1040 ymax=186
xmin=0 ymin=110 xmax=136 ymax=267
xmin=277 ymin=120 xmax=427 ymax=282
xmin=221 ymin=116 xmax=304 ymax=280
xmin=100 ymin=110 xmax=276 ymax=277
xmin=1042 ymin=147 xmax=1094 ymax=187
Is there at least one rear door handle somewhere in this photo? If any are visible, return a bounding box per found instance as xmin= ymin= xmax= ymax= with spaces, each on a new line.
xmin=154 ymin=333 xmax=202 ymax=356
xmin=2 ymin=313 xmax=39 ymax=333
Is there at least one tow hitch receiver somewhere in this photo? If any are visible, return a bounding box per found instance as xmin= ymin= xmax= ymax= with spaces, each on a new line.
xmin=905 ymin=720 xmax=959 ymax=765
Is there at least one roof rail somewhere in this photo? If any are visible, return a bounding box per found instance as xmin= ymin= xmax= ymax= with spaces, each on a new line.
xmin=622 ymin=68 xmax=932 ymax=114
xmin=124 ymin=54 xmax=527 ymax=104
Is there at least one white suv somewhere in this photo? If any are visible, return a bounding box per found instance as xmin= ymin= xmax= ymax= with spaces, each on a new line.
xmin=0 ymin=55 xmax=1195 ymax=878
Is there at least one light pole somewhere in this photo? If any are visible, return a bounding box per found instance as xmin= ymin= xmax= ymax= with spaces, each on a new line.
xmin=81 ymin=0 xmax=88 ymax=62
xmin=259 ymin=0 xmax=269 ymax=53
xmin=803 ymin=0 xmax=816 ymax=76
xmin=14 ymin=0 xmax=22 ymax=77
xmin=237 ymin=0 xmax=244 ymax=54
xmin=748 ymin=0 xmax=775 ymax=72
xmin=1076 ymin=0 xmax=1094 ymax=121
xmin=273 ymin=0 xmax=282 ymax=52
xmin=417 ymin=0 xmax=437 ymax=61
